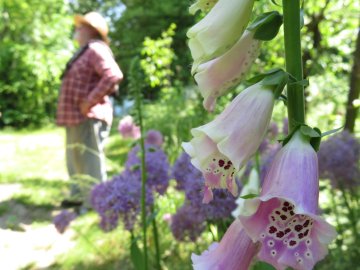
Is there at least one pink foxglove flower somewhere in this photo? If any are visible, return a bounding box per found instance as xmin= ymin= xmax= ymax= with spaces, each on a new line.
xmin=189 ymin=0 xmax=218 ymax=14
xmin=192 ymin=218 xmax=257 ymax=269
xmin=182 ymin=82 xmax=275 ymax=202
xmin=239 ymin=131 xmax=336 ymax=270
xmin=194 ymin=30 xmax=261 ymax=111
xmin=118 ymin=115 xmax=140 ymax=139
xmin=187 ymin=0 xmax=254 ymax=69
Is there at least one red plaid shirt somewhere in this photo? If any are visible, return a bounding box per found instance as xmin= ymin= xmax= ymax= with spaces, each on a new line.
xmin=56 ymin=40 xmax=123 ymax=126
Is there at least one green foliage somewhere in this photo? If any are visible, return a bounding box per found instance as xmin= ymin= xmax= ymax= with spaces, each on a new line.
xmin=0 ymin=0 xmax=73 ymax=127
xmin=140 ymin=23 xmax=176 ymax=91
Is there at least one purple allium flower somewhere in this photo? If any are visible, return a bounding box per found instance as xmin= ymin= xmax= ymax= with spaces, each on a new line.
xmin=172 ymin=152 xmax=203 ymax=191
xmin=318 ymin=130 xmax=360 ymax=189
xmin=239 ymin=131 xmax=336 ymax=269
xmin=268 ymin=121 xmax=279 ymax=139
xmin=202 ymin=189 xmax=237 ymax=220
xmin=182 ymin=81 xmax=275 ymax=202
xmin=170 ymin=204 xmax=206 ymax=242
xmin=192 ymin=219 xmax=257 ymax=270
xmin=145 ymin=130 xmax=164 ymax=147
xmin=118 ymin=115 xmax=140 ymax=139
xmin=90 ymin=172 xmax=153 ymax=232
xmin=125 ymin=144 xmax=170 ymax=195
xmin=53 ymin=210 xmax=77 ymax=234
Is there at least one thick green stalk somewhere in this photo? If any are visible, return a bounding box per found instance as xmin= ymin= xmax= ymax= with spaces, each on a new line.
xmin=136 ymin=80 xmax=148 ymax=270
xmin=151 ymin=205 xmax=161 ymax=269
xmin=282 ymin=0 xmax=305 ymax=131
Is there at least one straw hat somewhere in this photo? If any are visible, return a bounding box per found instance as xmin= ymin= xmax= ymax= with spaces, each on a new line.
xmin=74 ymin=12 xmax=109 ymax=44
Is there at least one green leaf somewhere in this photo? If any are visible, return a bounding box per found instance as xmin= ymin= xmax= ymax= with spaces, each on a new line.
xmin=289 ymin=79 xmax=309 ymax=87
xmin=131 ymin=239 xmax=145 ymax=270
xmin=321 ymin=126 xmax=343 ymax=137
xmin=248 ymin=12 xmax=283 ymax=41
xmin=240 ymin=193 xmax=258 ymax=199
xmin=300 ymin=126 xmax=321 ymax=138
xmin=252 ymin=261 xmax=276 ymax=270
xmin=247 ymin=68 xmax=283 ymax=84
xmin=260 ymin=69 xmax=289 ymax=98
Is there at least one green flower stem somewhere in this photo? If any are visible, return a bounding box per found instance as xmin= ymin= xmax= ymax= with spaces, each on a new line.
xmin=151 ymin=205 xmax=161 ymax=270
xmin=282 ymin=0 xmax=305 ymax=131
xmin=136 ymin=79 xmax=148 ymax=270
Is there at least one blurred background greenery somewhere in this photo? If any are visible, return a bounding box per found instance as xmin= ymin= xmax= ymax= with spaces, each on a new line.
xmin=0 ymin=0 xmax=360 ymax=269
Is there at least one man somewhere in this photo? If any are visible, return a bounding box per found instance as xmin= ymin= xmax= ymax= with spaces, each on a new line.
xmin=56 ymin=12 xmax=123 ymax=207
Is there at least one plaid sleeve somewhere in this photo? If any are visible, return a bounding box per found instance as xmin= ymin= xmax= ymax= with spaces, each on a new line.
xmin=87 ymin=42 xmax=123 ymax=106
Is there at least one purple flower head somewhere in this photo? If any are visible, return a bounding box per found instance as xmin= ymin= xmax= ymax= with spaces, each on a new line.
xmin=118 ymin=115 xmax=140 ymax=139
xmin=192 ymin=219 xmax=257 ymax=270
xmin=183 ymin=81 xmax=275 ymax=202
xmin=268 ymin=121 xmax=279 ymax=139
xmin=90 ymin=172 xmax=153 ymax=232
xmin=53 ymin=210 xmax=77 ymax=234
xmin=170 ymin=204 xmax=206 ymax=242
xmin=239 ymin=131 xmax=336 ymax=269
xmin=202 ymin=189 xmax=237 ymax=220
xmin=145 ymin=130 xmax=164 ymax=147
xmin=318 ymin=130 xmax=360 ymax=189
xmin=125 ymin=144 xmax=170 ymax=195
xmin=172 ymin=152 xmax=203 ymax=191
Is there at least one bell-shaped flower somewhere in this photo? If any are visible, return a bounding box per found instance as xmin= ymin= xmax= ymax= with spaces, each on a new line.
xmin=189 ymin=0 xmax=218 ymax=15
xmin=194 ymin=30 xmax=261 ymax=111
xmin=182 ymin=81 xmax=276 ymax=203
xmin=187 ymin=0 xmax=255 ymax=69
xmin=192 ymin=218 xmax=258 ymax=270
xmin=239 ymin=131 xmax=336 ymax=270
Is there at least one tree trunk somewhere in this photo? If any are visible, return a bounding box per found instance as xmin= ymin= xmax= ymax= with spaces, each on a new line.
xmin=344 ymin=20 xmax=360 ymax=133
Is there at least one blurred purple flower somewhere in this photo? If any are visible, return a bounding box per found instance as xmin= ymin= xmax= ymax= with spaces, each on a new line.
xmin=53 ymin=210 xmax=77 ymax=234
xmin=171 ymin=152 xmax=238 ymax=240
xmin=125 ymin=144 xmax=170 ymax=195
xmin=91 ymin=172 xmax=153 ymax=232
xmin=268 ymin=121 xmax=279 ymax=139
xmin=145 ymin=130 xmax=164 ymax=147
xmin=118 ymin=115 xmax=140 ymax=139
xmin=172 ymin=152 xmax=203 ymax=191
xmin=170 ymin=204 xmax=206 ymax=242
xmin=318 ymin=130 xmax=360 ymax=189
